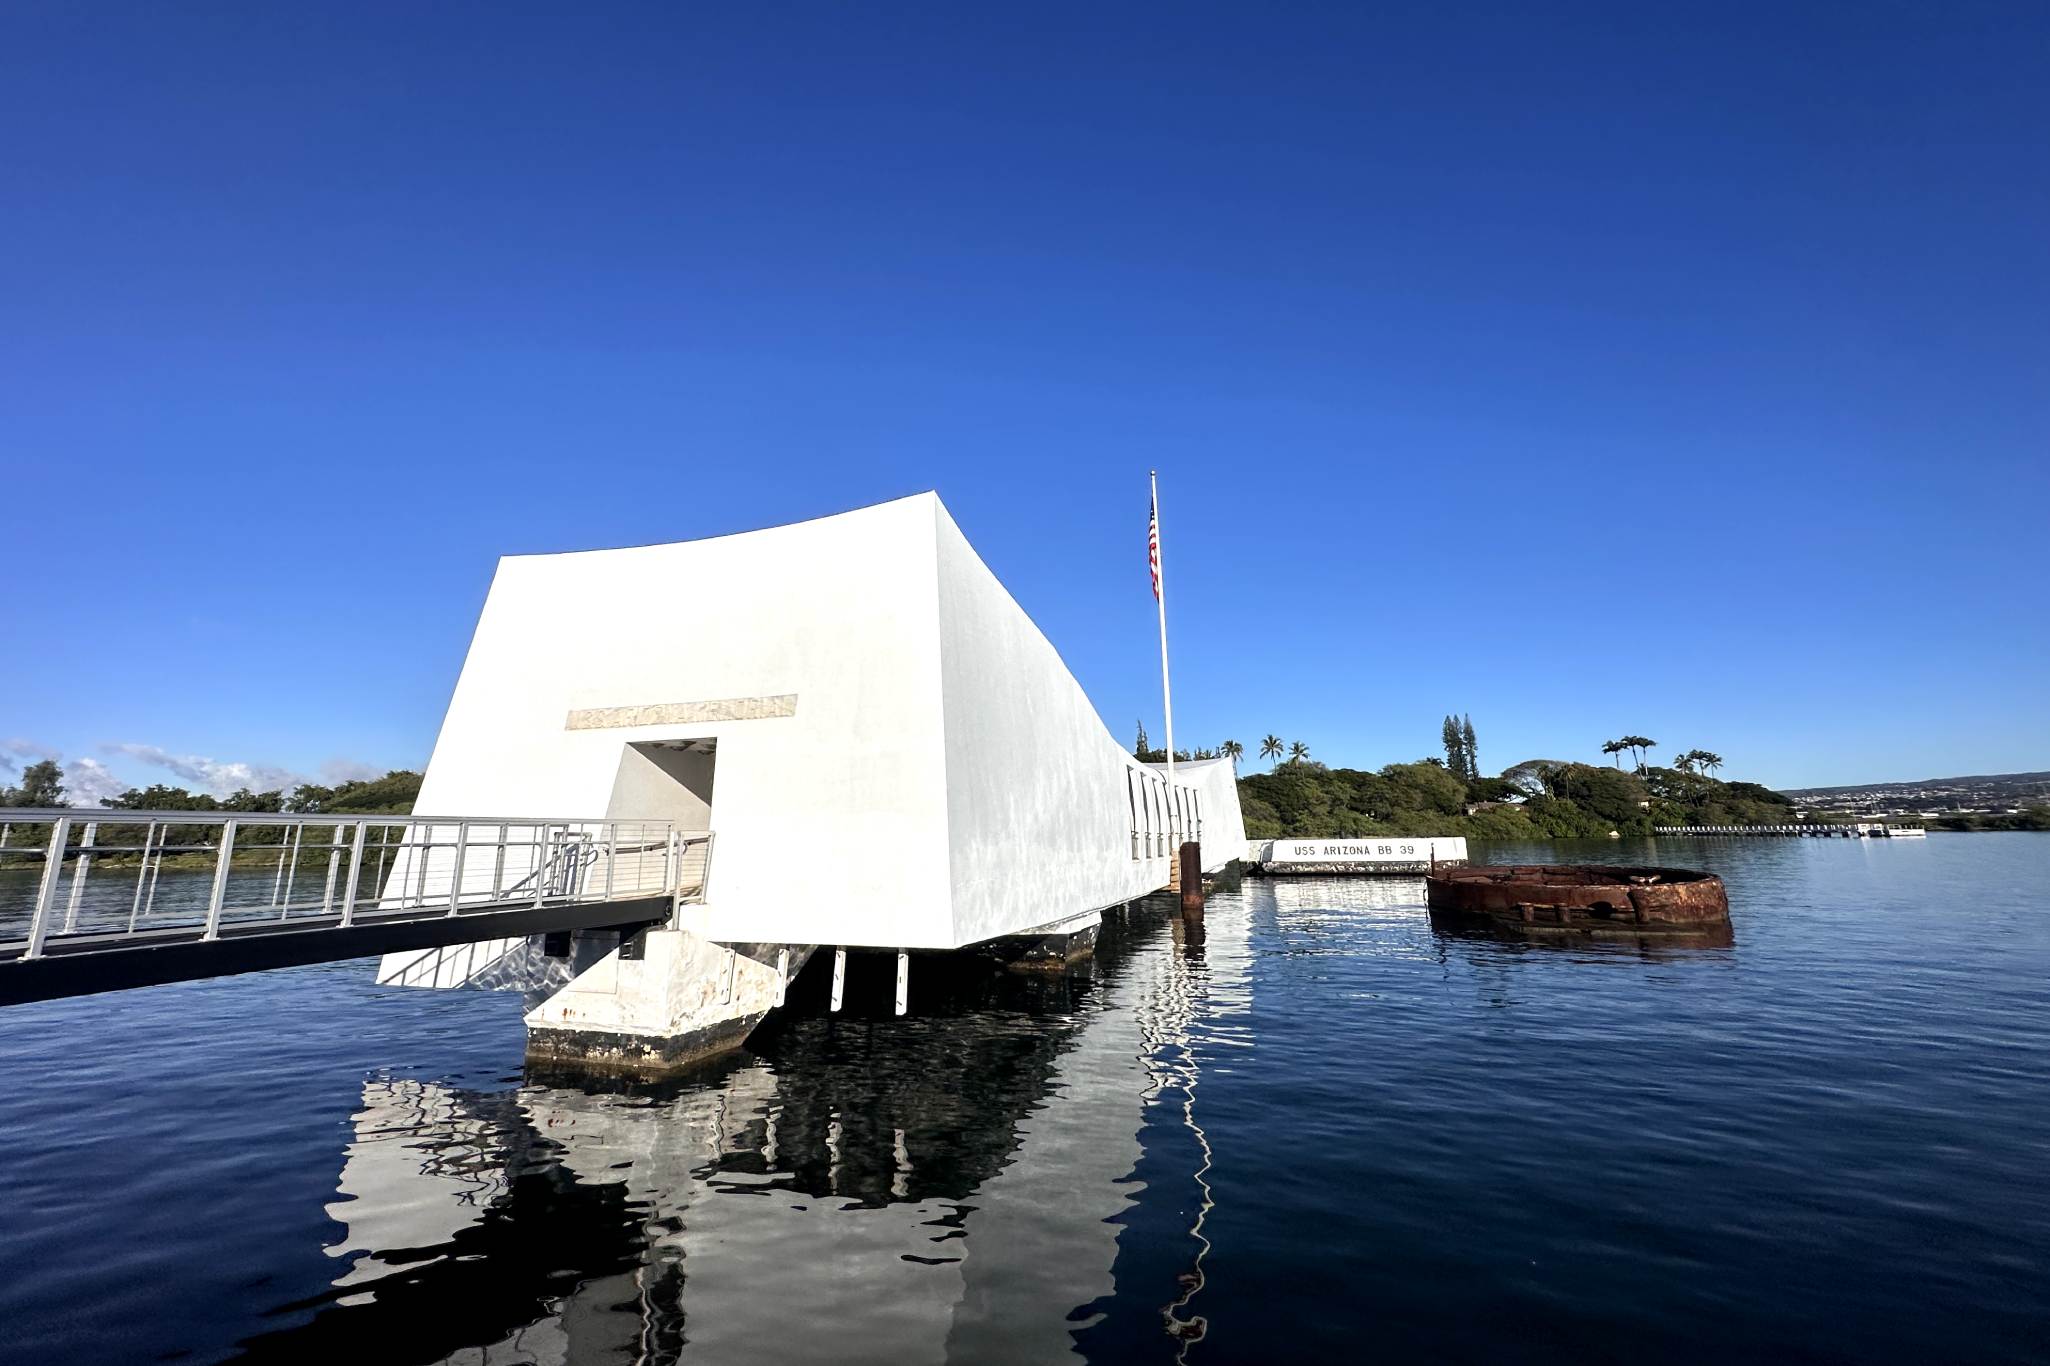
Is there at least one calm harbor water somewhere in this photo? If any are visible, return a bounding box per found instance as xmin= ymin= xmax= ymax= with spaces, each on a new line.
xmin=2 ymin=835 xmax=2046 ymax=1364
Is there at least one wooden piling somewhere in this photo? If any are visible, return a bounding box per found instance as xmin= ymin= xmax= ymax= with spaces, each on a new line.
xmin=1179 ymin=842 xmax=1204 ymax=920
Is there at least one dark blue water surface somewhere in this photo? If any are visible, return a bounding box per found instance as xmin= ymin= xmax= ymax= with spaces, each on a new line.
xmin=2 ymin=835 xmax=2046 ymax=1364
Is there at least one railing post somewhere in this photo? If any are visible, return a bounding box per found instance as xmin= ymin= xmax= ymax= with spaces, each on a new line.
xmin=412 ymin=821 xmax=433 ymax=909
xmin=668 ymin=828 xmax=682 ymax=922
xmin=571 ymin=833 xmax=591 ymax=897
xmin=278 ymin=822 xmax=303 ymax=920
xmin=24 ymin=817 xmax=72 ymax=960
xmin=320 ymin=823 xmax=345 ymax=914
xmin=603 ymin=823 xmax=616 ymax=903
xmin=700 ymin=831 xmax=716 ymax=903
xmin=63 ymin=821 xmax=98 ymax=932
xmin=128 ymin=821 xmax=159 ymax=931
xmin=339 ymin=821 xmax=368 ymax=927
xmin=202 ymin=820 xmax=239 ymax=941
xmin=270 ymin=827 xmax=290 ymax=910
xmin=535 ymin=825 xmax=551 ymax=908
xmin=448 ymin=820 xmax=470 ymax=916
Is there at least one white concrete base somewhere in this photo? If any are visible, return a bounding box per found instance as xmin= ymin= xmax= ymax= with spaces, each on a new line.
xmin=1012 ymin=907 xmax=1107 ymax=939
xmin=523 ymin=930 xmax=812 ymax=1075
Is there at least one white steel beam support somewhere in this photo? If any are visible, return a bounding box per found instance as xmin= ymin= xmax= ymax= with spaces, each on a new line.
xmin=201 ymin=820 xmax=239 ymax=941
xmin=63 ymin=821 xmax=97 ymax=932
xmin=447 ymin=820 xmax=470 ymax=917
xmin=128 ymin=821 xmax=160 ymax=931
xmin=339 ymin=821 xmax=368 ymax=927
xmin=23 ymin=817 xmax=72 ymax=960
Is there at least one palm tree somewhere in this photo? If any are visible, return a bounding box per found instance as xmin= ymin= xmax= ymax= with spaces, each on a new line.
xmin=1620 ymin=736 xmax=1657 ymax=772
xmin=1601 ymin=739 xmax=1626 ymax=768
xmin=1260 ymin=734 xmax=1284 ymax=767
xmin=1673 ymin=748 xmax=1720 ymax=777
xmin=1287 ymin=740 xmax=1310 ymax=765
xmin=1221 ymin=739 xmax=1244 ymax=770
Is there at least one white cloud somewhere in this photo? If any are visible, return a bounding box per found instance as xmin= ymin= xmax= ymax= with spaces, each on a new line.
xmin=63 ymin=757 xmax=128 ymax=806
xmin=2 ymin=738 xmax=58 ymax=779
xmin=319 ymin=757 xmax=385 ymax=785
xmin=1 ymin=743 xmax=126 ymax=806
xmin=105 ymin=743 xmax=309 ymax=798
xmin=5 ymin=739 xmax=392 ymax=803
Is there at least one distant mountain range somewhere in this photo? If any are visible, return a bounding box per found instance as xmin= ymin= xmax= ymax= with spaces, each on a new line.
xmin=1783 ymin=771 xmax=2050 ymax=815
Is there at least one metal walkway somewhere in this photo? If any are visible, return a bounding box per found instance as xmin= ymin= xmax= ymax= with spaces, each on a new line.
xmin=0 ymin=810 xmax=712 ymax=1006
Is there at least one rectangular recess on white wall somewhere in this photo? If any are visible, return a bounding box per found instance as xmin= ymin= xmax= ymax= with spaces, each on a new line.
xmin=567 ymin=695 xmax=797 ymax=730
xmin=1126 ymin=769 xmax=1140 ymax=859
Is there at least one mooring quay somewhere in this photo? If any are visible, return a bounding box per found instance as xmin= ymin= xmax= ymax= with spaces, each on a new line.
xmin=0 ymin=495 xmax=1245 ymax=1071
xmin=1654 ymin=823 xmax=1926 ymax=839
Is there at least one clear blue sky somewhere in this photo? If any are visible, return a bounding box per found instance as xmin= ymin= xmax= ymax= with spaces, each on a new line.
xmin=3 ymin=2 xmax=2045 ymax=799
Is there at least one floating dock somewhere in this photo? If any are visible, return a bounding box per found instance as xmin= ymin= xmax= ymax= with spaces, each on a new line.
xmin=1655 ymin=823 xmax=1925 ymax=839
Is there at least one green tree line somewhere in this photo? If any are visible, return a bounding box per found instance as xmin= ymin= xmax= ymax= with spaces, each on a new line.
xmin=1 ymin=766 xmax=426 ymax=859
xmin=2 ymin=760 xmax=422 ymax=816
xmin=1237 ymin=735 xmax=1801 ymax=839
xmin=1927 ymin=807 xmax=2050 ymax=832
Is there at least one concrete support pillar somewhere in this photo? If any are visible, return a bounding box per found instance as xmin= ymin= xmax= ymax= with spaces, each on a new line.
xmin=523 ymin=931 xmax=813 ymax=1076
xmin=1179 ymin=841 xmax=1204 ymax=921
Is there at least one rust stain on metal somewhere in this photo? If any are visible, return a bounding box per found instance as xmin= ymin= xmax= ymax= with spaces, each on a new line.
xmin=1427 ymin=864 xmax=1729 ymax=935
xmin=1179 ymin=842 xmax=1205 ymax=920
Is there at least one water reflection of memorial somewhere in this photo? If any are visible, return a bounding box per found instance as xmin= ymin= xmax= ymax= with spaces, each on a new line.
xmin=240 ymin=898 xmax=1251 ymax=1365
xmin=1258 ymin=875 xmax=1443 ymax=961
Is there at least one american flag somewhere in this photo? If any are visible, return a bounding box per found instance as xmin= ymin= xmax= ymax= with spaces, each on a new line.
xmin=1148 ymin=490 xmax=1161 ymax=600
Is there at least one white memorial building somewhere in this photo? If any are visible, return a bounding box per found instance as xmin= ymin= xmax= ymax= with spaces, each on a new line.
xmin=379 ymin=492 xmax=1243 ymax=1070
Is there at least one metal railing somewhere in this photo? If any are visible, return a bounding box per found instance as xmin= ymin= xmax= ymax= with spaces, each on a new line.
xmin=0 ymin=810 xmax=713 ymax=961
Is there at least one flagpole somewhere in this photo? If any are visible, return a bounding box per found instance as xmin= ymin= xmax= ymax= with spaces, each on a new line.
xmin=1152 ymin=470 xmax=1175 ymax=802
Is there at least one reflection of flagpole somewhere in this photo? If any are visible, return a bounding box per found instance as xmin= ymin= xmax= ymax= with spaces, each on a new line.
xmin=1150 ymin=471 xmax=1175 ymax=793
xmin=1138 ymin=917 xmax=1212 ymax=1354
